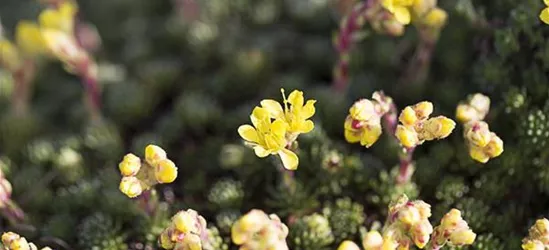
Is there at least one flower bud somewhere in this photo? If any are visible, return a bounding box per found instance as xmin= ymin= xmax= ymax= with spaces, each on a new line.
xmin=412 ymin=0 xmax=437 ymax=17
xmin=412 ymin=101 xmax=433 ymax=120
xmin=423 ymin=8 xmax=447 ymax=28
xmin=159 ymin=231 xmax=175 ymax=249
xmin=421 ymin=116 xmax=456 ymax=140
xmin=119 ymin=153 xmax=141 ymax=176
xmin=522 ymin=240 xmax=544 ymax=250
xmin=382 ymin=19 xmax=406 ymax=36
xmin=145 ymin=144 xmax=167 ymax=166
xmin=535 ymin=219 xmax=549 ymax=234
xmin=485 ymin=133 xmax=504 ymax=158
xmin=399 ymin=107 xmax=418 ymax=126
xmin=398 ymin=206 xmax=421 ymax=226
xmin=441 ymin=209 xmax=462 ymax=229
xmin=173 ymin=210 xmax=199 ymax=234
xmin=456 ymin=104 xmax=478 ymax=124
xmin=350 ymin=99 xmax=377 ymax=121
xmin=396 ymin=125 xmax=419 ymax=148
xmin=411 ymin=220 xmax=433 ymax=248
xmin=155 ymin=159 xmax=178 ymax=184
xmin=361 ymin=124 xmax=383 ymax=148
xmin=119 ymin=176 xmax=143 ymax=198
xmin=337 ymin=240 xmax=361 ymax=250
xmin=464 ymin=121 xmax=491 ymax=148
xmin=469 ymin=146 xmax=489 ymax=163
xmin=362 ymin=230 xmax=383 ymax=249
xmin=449 ymin=229 xmax=476 ymax=246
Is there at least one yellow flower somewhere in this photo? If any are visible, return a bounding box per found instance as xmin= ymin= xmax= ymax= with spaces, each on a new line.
xmin=464 ymin=121 xmax=491 ymax=147
xmin=419 ymin=116 xmax=456 ymax=141
xmin=467 ymin=132 xmax=503 ymax=163
xmin=145 ymin=144 xmax=167 ymax=166
xmin=395 ymin=125 xmax=419 ymax=148
xmin=173 ymin=210 xmax=200 ymax=234
xmin=399 ymin=107 xmax=418 ymax=127
xmin=423 ymin=7 xmax=448 ymax=28
xmin=337 ymin=240 xmax=361 ymax=250
xmin=41 ymin=29 xmax=86 ymax=66
xmin=118 ymin=153 xmax=141 ymax=176
xmin=260 ymin=89 xmax=316 ymax=135
xmin=38 ymin=1 xmax=78 ymax=34
xmin=456 ymin=93 xmax=491 ymax=123
xmin=412 ymin=0 xmax=437 ymax=17
xmin=382 ymin=0 xmax=414 ymax=24
xmin=344 ymin=96 xmax=389 ymax=148
xmin=0 ymin=40 xmax=22 ymax=71
xmin=535 ymin=218 xmax=549 ymax=234
xmin=541 ymin=0 xmax=549 ymax=24
xmin=15 ymin=21 xmax=47 ymax=56
xmin=522 ymin=240 xmax=544 ymax=250
xmin=154 ymin=159 xmax=178 ymax=184
xmin=448 ymin=229 xmax=476 ymax=246
xmin=119 ymin=176 xmax=143 ymax=198
xmin=350 ymin=99 xmax=377 ymax=121
xmin=231 ymin=210 xmax=289 ymax=249
xmin=344 ymin=117 xmax=383 ymax=148
xmin=411 ymin=101 xmax=433 ymax=121
xmin=238 ymin=107 xmax=299 ymax=170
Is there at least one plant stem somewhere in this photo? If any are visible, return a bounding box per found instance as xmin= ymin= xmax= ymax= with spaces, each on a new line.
xmin=10 ymin=60 xmax=36 ymax=116
xmin=1 ymin=200 xmax=25 ymax=225
xmin=332 ymin=0 xmax=377 ymax=92
xmin=399 ymin=27 xmax=439 ymax=88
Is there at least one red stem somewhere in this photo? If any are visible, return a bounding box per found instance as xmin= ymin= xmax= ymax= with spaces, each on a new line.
xmin=381 ymin=100 xmax=414 ymax=184
xmin=332 ymin=0 xmax=376 ymax=92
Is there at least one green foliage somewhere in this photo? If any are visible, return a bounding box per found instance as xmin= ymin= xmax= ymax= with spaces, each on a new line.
xmin=322 ymin=197 xmax=365 ymax=243
xmin=77 ymin=213 xmax=128 ymax=250
xmin=289 ymin=213 xmax=334 ymax=250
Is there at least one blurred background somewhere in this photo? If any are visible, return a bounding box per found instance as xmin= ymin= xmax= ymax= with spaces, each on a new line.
xmin=0 ymin=0 xmax=548 ymax=249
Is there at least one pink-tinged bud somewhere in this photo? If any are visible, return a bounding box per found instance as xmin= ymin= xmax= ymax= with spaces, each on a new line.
xmin=449 ymin=229 xmax=476 ymax=246
xmin=362 ymin=230 xmax=383 ymax=249
xmin=350 ymin=99 xmax=377 ymax=121
xmin=464 ymin=121 xmax=491 ymax=148
xmin=145 ymin=144 xmax=167 ymax=166
xmin=337 ymin=240 xmax=361 ymax=250
xmin=411 ymin=220 xmax=433 ymax=248
xmin=119 ymin=176 xmax=143 ymax=198
xmin=412 ymin=101 xmax=433 ymax=120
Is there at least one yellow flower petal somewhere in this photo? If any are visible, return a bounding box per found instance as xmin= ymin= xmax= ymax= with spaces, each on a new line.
xmin=469 ymin=146 xmax=489 ymax=163
xmin=344 ymin=129 xmax=361 ymax=143
xmin=360 ymin=125 xmax=382 ymax=148
xmin=251 ymin=106 xmax=269 ymax=131
xmin=41 ymin=29 xmax=84 ymax=62
xmin=254 ymin=146 xmax=270 ymax=157
xmin=541 ymin=8 xmax=549 ymax=25
xmin=271 ymin=119 xmax=288 ymax=137
xmin=279 ymin=148 xmax=298 ymax=170
xmin=382 ymin=0 xmax=395 ymax=12
xmin=15 ymin=21 xmax=47 ymax=56
xmin=393 ymin=7 xmax=411 ymax=25
xmin=288 ymin=90 xmax=304 ymax=107
xmin=154 ymin=159 xmax=178 ymax=184
xmin=337 ymin=240 xmax=361 ymax=250
xmin=260 ymin=99 xmax=284 ymax=118
xmin=299 ymin=120 xmax=315 ymax=133
xmin=301 ymin=100 xmax=317 ymax=119
xmin=545 ymin=0 xmax=549 ymax=7
xmin=238 ymin=124 xmax=259 ymax=143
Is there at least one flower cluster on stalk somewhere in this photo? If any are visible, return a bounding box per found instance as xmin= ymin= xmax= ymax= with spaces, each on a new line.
xmin=522 ymin=218 xmax=549 ymax=250
xmin=231 ymin=209 xmax=289 ymax=250
xmin=455 ymin=94 xmax=504 ymax=163
xmin=118 ymin=145 xmax=178 ymax=198
xmin=158 ymin=209 xmax=208 ymax=250
xmin=1 ymin=232 xmax=51 ymax=250
xmin=238 ymin=89 xmax=316 ymax=170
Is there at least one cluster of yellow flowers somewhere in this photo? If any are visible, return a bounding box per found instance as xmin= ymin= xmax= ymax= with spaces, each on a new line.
xmin=344 ymin=92 xmax=393 ymax=148
xmin=395 ymin=101 xmax=455 ymax=148
xmin=380 ymin=0 xmax=448 ymax=31
xmin=0 ymin=1 xmax=83 ymax=70
xmin=455 ymin=94 xmax=504 ymax=163
xmin=522 ymin=218 xmax=549 ymax=250
xmin=1 ymin=232 xmax=51 ymax=250
xmin=338 ymin=195 xmax=475 ymax=250
xmin=118 ymin=145 xmax=178 ymax=198
xmin=430 ymin=209 xmax=476 ymax=248
xmin=231 ymin=209 xmax=289 ymax=250
xmin=238 ymin=89 xmax=316 ymax=170
xmin=158 ymin=209 xmax=208 ymax=250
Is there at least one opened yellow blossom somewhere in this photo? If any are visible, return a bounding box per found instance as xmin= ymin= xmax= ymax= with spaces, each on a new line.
xmin=238 ymin=106 xmax=299 ymax=170
xmin=382 ymin=0 xmax=414 ymax=25
xmin=541 ymin=0 xmax=549 ymax=24
xmin=260 ymin=89 xmax=316 ymax=137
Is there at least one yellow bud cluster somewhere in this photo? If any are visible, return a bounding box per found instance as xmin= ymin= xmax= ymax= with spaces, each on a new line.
xmin=238 ymin=89 xmax=316 ymax=170
xmin=522 ymin=218 xmax=549 ymax=249
xmin=1 ymin=232 xmax=51 ymax=250
xmin=380 ymin=0 xmax=447 ymax=29
xmin=455 ymin=94 xmax=503 ymax=163
xmin=118 ymin=144 xmax=178 ymax=198
xmin=231 ymin=209 xmax=289 ymax=250
xmin=431 ymin=209 xmax=476 ymax=248
xmin=344 ymin=91 xmax=393 ymax=148
xmin=395 ymin=101 xmax=455 ymax=148
xmin=159 ymin=209 xmax=208 ymax=250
